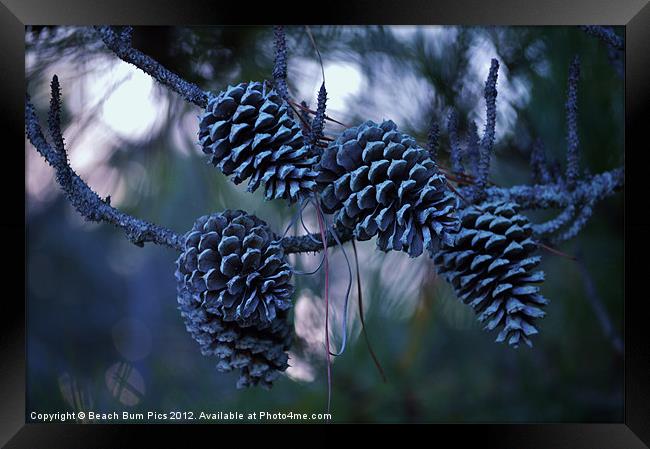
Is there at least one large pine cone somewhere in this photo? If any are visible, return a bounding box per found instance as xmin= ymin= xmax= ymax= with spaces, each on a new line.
xmin=317 ymin=120 xmax=459 ymax=257
xmin=433 ymin=201 xmax=548 ymax=347
xmin=175 ymin=210 xmax=295 ymax=388
xmin=198 ymin=81 xmax=319 ymax=202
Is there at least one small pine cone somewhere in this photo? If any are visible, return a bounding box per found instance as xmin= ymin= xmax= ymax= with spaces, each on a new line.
xmin=175 ymin=210 xmax=295 ymax=388
xmin=317 ymin=120 xmax=459 ymax=257
xmin=198 ymin=81 xmax=320 ymax=202
xmin=433 ymin=201 xmax=548 ymax=348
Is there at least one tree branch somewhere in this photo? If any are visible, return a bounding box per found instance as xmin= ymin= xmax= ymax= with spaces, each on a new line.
xmin=465 ymin=166 xmax=624 ymax=211
xmin=95 ymin=26 xmax=208 ymax=109
xmin=26 ymin=76 xmax=624 ymax=256
xmin=26 ymin=77 xmax=184 ymax=251
xmin=31 ymin=33 xmax=626 ymax=257
xmin=282 ymin=168 xmax=623 ymax=254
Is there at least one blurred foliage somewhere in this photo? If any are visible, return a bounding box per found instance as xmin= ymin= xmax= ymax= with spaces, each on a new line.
xmin=26 ymin=25 xmax=623 ymax=422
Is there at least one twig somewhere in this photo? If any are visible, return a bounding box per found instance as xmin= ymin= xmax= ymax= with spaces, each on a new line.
xmin=447 ymin=110 xmax=464 ymax=175
xmin=352 ymin=241 xmax=387 ymax=382
xmin=468 ymin=167 xmax=624 ymax=210
xmin=304 ymin=25 xmax=325 ymax=81
xmin=576 ymin=251 xmax=624 ymax=355
xmin=25 ymin=77 xmax=184 ymax=251
xmin=309 ymin=83 xmax=328 ymax=147
xmin=426 ymin=117 xmax=439 ymax=161
xmin=538 ymin=242 xmax=577 ymax=261
xmin=556 ymin=200 xmax=594 ymax=243
xmin=530 ymin=138 xmax=552 ymax=185
xmin=95 ymin=26 xmax=208 ymax=108
xmin=532 ymin=204 xmax=576 ymax=237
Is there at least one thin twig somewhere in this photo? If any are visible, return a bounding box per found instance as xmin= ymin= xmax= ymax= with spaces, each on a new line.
xmin=538 ymin=242 xmax=577 ymax=261
xmin=289 ymin=100 xmax=350 ymax=128
xmin=304 ymin=26 xmax=325 ymax=81
xmin=352 ymin=241 xmax=387 ymax=383
xmin=576 ymin=251 xmax=624 ymax=355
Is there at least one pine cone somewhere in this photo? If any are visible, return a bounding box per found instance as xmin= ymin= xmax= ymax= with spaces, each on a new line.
xmin=175 ymin=210 xmax=295 ymax=388
xmin=198 ymin=81 xmax=319 ymax=202
xmin=177 ymin=282 xmax=292 ymax=388
xmin=317 ymin=120 xmax=459 ymax=257
xmin=433 ymin=201 xmax=548 ymax=347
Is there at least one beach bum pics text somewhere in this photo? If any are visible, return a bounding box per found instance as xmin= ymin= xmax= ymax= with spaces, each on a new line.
xmin=29 ymin=410 xmax=333 ymax=422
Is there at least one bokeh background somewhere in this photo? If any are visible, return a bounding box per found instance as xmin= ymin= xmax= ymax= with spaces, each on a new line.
xmin=26 ymin=25 xmax=624 ymax=423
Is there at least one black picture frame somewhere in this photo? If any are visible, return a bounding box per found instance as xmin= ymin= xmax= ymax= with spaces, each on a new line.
xmin=3 ymin=0 xmax=648 ymax=445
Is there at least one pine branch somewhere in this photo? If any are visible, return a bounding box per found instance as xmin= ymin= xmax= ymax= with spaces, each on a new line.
xmin=565 ymin=56 xmax=581 ymax=189
xmin=40 ymin=33 xmax=623 ymax=255
xmin=530 ymin=137 xmax=552 ymax=184
xmin=580 ymin=25 xmax=624 ymax=52
xmin=473 ymin=58 xmax=499 ymax=201
xmin=309 ymin=82 xmax=328 ymax=147
xmin=426 ymin=117 xmax=439 ymax=161
xmin=25 ymin=77 xmax=184 ymax=251
xmin=465 ymin=121 xmax=480 ymax=176
xmin=95 ymin=26 xmax=208 ymax=109
xmin=556 ymin=200 xmax=594 ymax=243
xmin=283 ymin=167 xmax=622 ymax=254
xmin=532 ymin=204 xmax=576 ymax=237
xmin=272 ymin=25 xmax=289 ymax=103
xmin=26 ymin=75 xmax=624 ymax=257
xmin=447 ymin=110 xmax=464 ymax=175
xmin=468 ymin=166 xmax=624 ymax=210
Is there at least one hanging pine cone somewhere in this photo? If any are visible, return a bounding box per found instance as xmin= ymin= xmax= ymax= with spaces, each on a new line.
xmin=175 ymin=210 xmax=295 ymax=388
xmin=317 ymin=120 xmax=459 ymax=257
xmin=198 ymin=81 xmax=319 ymax=202
xmin=433 ymin=201 xmax=548 ymax=348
